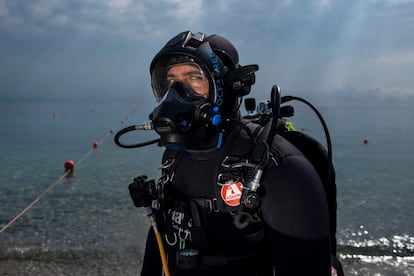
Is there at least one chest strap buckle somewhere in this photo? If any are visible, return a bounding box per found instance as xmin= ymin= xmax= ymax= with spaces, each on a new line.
xmin=193 ymin=198 xmax=220 ymax=213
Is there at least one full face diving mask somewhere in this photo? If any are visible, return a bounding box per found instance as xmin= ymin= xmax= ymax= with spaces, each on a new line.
xmin=149 ymin=81 xmax=222 ymax=149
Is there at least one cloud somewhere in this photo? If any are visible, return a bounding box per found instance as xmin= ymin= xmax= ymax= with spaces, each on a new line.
xmin=313 ymin=0 xmax=332 ymax=9
xmin=27 ymin=0 xmax=61 ymax=18
xmin=0 ymin=0 xmax=206 ymax=39
xmin=0 ymin=0 xmax=21 ymax=26
xmin=372 ymin=49 xmax=414 ymax=67
xmin=1 ymin=0 xmax=414 ymax=102
xmin=0 ymin=0 xmax=9 ymax=16
xmin=165 ymin=0 xmax=203 ymax=23
xmin=377 ymin=0 xmax=414 ymax=4
xmin=331 ymin=86 xmax=414 ymax=103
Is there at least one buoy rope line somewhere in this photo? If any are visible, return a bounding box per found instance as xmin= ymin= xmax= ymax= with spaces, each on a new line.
xmin=0 ymin=171 xmax=71 ymax=234
xmin=0 ymin=105 xmax=140 ymax=235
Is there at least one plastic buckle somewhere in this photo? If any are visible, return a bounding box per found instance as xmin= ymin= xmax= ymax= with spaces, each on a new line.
xmin=183 ymin=32 xmax=205 ymax=50
xmin=205 ymin=198 xmax=219 ymax=213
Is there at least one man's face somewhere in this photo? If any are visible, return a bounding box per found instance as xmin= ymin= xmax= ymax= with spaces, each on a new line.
xmin=166 ymin=63 xmax=209 ymax=99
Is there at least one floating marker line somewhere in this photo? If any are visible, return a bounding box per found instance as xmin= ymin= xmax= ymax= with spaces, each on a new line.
xmin=0 ymin=105 xmax=140 ymax=234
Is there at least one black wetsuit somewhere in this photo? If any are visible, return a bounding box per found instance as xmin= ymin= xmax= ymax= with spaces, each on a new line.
xmin=141 ymin=125 xmax=331 ymax=276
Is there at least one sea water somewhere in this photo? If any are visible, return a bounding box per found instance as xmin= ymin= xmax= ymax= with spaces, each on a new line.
xmin=0 ymin=99 xmax=413 ymax=275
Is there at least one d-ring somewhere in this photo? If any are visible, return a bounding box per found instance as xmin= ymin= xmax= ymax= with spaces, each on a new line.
xmin=165 ymin=232 xmax=177 ymax=246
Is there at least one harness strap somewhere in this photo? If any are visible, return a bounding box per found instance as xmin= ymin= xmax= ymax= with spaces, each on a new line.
xmin=188 ymin=200 xmax=208 ymax=250
xmin=192 ymin=198 xmax=220 ymax=213
xmin=176 ymin=248 xmax=261 ymax=270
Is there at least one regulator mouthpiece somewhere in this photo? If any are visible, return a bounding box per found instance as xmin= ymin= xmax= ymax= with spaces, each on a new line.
xmin=195 ymin=103 xmax=222 ymax=126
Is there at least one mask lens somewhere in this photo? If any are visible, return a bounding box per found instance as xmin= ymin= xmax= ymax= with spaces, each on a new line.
xmin=166 ymin=63 xmax=209 ymax=98
xmin=151 ymin=56 xmax=215 ymax=103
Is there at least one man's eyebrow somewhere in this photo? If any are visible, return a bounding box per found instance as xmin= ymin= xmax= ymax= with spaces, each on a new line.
xmin=167 ymin=70 xmax=203 ymax=78
xmin=183 ymin=70 xmax=203 ymax=76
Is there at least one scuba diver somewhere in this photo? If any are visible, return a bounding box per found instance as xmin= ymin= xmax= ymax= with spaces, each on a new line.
xmin=120 ymin=31 xmax=343 ymax=275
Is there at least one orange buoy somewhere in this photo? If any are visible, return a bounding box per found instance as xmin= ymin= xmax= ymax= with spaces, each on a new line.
xmin=363 ymin=138 xmax=368 ymax=144
xmin=64 ymin=160 xmax=75 ymax=172
xmin=93 ymin=141 xmax=99 ymax=149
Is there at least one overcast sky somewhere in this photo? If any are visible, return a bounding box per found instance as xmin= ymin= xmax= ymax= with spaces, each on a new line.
xmin=1 ymin=0 xmax=414 ymax=103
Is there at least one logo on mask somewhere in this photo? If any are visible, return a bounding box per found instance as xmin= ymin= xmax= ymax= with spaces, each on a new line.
xmin=221 ymin=181 xmax=243 ymax=206
xmin=206 ymin=49 xmax=224 ymax=108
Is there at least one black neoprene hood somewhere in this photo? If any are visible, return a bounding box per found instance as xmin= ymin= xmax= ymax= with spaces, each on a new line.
xmin=150 ymin=31 xmax=241 ymax=117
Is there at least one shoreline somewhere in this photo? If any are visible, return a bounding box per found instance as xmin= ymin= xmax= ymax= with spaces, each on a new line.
xmin=0 ymin=259 xmax=141 ymax=276
xmin=1 ymin=253 xmax=412 ymax=276
xmin=0 ymin=251 xmax=143 ymax=276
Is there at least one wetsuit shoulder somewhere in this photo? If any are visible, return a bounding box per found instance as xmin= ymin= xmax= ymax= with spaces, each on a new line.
xmin=260 ymin=135 xmax=331 ymax=275
xmin=261 ymin=134 xmax=330 ymax=238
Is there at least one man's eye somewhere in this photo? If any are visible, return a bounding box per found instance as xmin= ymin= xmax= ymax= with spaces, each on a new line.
xmin=190 ymin=74 xmax=204 ymax=81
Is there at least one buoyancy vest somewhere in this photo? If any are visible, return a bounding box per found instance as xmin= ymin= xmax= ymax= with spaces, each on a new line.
xmin=158 ymin=122 xmax=269 ymax=270
xmin=156 ymin=119 xmax=340 ymax=272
